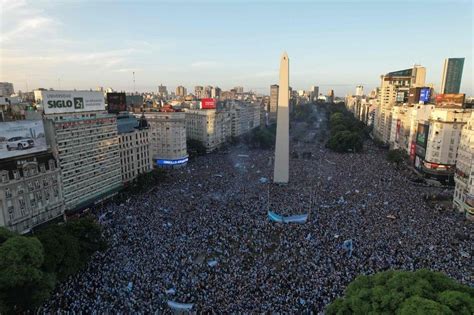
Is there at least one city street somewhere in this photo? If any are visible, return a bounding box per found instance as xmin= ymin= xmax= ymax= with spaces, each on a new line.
xmin=44 ymin=105 xmax=473 ymax=313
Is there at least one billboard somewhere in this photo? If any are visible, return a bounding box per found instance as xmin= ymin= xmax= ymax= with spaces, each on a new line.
xmin=416 ymin=123 xmax=429 ymax=149
xmin=435 ymin=93 xmax=465 ymax=108
xmin=419 ymin=88 xmax=431 ymax=103
xmin=156 ymin=157 xmax=188 ymax=166
xmin=0 ymin=120 xmax=48 ymax=160
xmin=35 ymin=90 xmax=105 ymax=114
xmin=201 ymin=98 xmax=216 ymax=109
xmin=107 ymin=92 xmax=127 ymax=113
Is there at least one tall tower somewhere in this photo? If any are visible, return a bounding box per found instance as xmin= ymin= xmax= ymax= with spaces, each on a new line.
xmin=274 ymin=52 xmax=290 ymax=184
xmin=440 ymin=58 xmax=464 ymax=94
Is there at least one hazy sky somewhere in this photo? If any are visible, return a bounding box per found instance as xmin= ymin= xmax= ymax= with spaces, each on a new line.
xmin=1 ymin=0 xmax=472 ymax=96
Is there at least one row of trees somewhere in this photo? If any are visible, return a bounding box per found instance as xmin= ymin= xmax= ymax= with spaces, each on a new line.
xmin=326 ymin=105 xmax=367 ymax=153
xmin=242 ymin=124 xmax=276 ymax=149
xmin=0 ymin=217 xmax=106 ymax=313
xmin=326 ymin=269 xmax=474 ymax=314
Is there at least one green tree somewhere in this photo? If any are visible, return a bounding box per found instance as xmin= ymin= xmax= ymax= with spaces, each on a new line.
xmin=0 ymin=236 xmax=54 ymax=313
xmin=326 ymin=269 xmax=474 ymax=315
xmin=0 ymin=227 xmax=15 ymax=245
xmin=36 ymin=225 xmax=82 ymax=281
xmin=387 ymin=149 xmax=407 ymax=165
xmin=64 ymin=217 xmax=106 ymax=264
xmin=187 ymin=139 xmax=207 ymax=157
xmin=327 ymin=131 xmax=363 ymax=153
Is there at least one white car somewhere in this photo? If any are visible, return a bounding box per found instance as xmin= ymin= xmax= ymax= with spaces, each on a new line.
xmin=6 ymin=137 xmax=35 ymax=151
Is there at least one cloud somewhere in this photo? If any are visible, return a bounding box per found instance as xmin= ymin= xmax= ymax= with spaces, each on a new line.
xmin=0 ymin=0 xmax=58 ymax=43
xmin=190 ymin=61 xmax=219 ymax=68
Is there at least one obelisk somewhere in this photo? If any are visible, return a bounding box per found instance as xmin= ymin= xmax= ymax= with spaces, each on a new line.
xmin=273 ymin=52 xmax=289 ymax=184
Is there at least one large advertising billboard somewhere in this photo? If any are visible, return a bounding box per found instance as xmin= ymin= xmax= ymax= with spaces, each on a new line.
xmin=35 ymin=90 xmax=105 ymax=114
xmin=0 ymin=120 xmax=48 ymax=160
xmin=435 ymin=93 xmax=465 ymax=108
xmin=419 ymin=88 xmax=431 ymax=103
xmin=201 ymin=98 xmax=216 ymax=109
xmin=416 ymin=123 xmax=429 ymax=148
xmin=107 ymin=92 xmax=127 ymax=113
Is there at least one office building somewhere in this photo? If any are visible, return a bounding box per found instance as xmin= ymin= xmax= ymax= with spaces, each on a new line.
xmin=194 ymin=86 xmax=204 ymax=99
xmin=0 ymin=82 xmax=14 ymax=97
xmin=176 ymin=86 xmax=187 ymax=98
xmin=453 ymin=112 xmax=474 ymax=220
xmin=327 ymin=89 xmax=335 ymax=103
xmin=185 ymin=109 xmax=231 ymax=152
xmin=0 ymin=151 xmax=64 ymax=234
xmin=309 ymin=86 xmax=319 ymax=101
xmin=36 ymin=90 xmax=122 ymax=212
xmin=117 ymin=113 xmax=152 ymax=183
xmin=355 ymin=85 xmax=364 ymax=97
xmin=440 ymin=58 xmax=464 ymax=94
xmin=414 ymin=108 xmax=472 ymax=180
xmin=373 ymin=65 xmax=426 ymax=144
xmin=158 ymin=84 xmax=168 ymax=98
xmin=211 ymin=86 xmax=221 ymax=98
xmin=142 ymin=107 xmax=188 ymax=168
xmin=204 ymin=86 xmax=213 ymax=98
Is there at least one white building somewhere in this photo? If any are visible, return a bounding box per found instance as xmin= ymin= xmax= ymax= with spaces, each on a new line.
xmin=117 ymin=113 xmax=152 ymax=183
xmin=185 ymin=109 xmax=231 ymax=152
xmin=415 ymin=108 xmax=472 ymax=179
xmin=374 ymin=66 xmax=425 ymax=144
xmin=141 ymin=109 xmax=188 ymax=168
xmin=453 ymin=112 xmax=474 ymax=220
xmin=227 ymin=101 xmax=260 ymax=137
xmin=0 ymin=152 xmax=64 ymax=234
xmin=355 ymin=85 xmax=364 ymax=97
xmin=36 ymin=90 xmax=122 ymax=212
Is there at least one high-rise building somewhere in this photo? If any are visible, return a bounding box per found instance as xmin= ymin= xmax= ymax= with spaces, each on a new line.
xmin=158 ymin=84 xmax=168 ymax=98
xmin=355 ymin=85 xmax=364 ymax=96
xmin=204 ymin=86 xmax=213 ymax=98
xmin=185 ymin=109 xmax=231 ymax=152
xmin=309 ymin=86 xmax=319 ymax=101
xmin=142 ymin=108 xmax=188 ymax=168
xmin=117 ymin=113 xmax=152 ymax=183
xmin=453 ymin=112 xmax=474 ymax=220
xmin=373 ymin=65 xmax=426 ymax=143
xmin=212 ymin=86 xmax=221 ymax=98
xmin=414 ymin=108 xmax=472 ymax=180
xmin=0 ymin=82 xmax=14 ymax=96
xmin=176 ymin=86 xmax=187 ymax=98
xmin=440 ymin=58 xmax=464 ymax=94
xmin=269 ymin=84 xmax=279 ymax=120
xmin=36 ymin=90 xmax=122 ymax=212
xmin=194 ymin=86 xmax=204 ymax=99
xmin=327 ymin=89 xmax=335 ymax=103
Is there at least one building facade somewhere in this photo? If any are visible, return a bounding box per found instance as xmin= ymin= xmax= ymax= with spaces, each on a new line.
xmin=185 ymin=109 xmax=231 ymax=152
xmin=0 ymin=152 xmax=64 ymax=234
xmin=117 ymin=113 xmax=152 ymax=183
xmin=373 ymin=66 xmax=426 ymax=144
xmin=440 ymin=58 xmax=465 ymax=94
xmin=0 ymin=82 xmax=14 ymax=97
xmin=453 ymin=112 xmax=474 ymax=220
xmin=415 ymin=108 xmax=472 ymax=180
xmin=176 ymin=86 xmax=187 ymax=98
xmin=142 ymin=109 xmax=188 ymax=168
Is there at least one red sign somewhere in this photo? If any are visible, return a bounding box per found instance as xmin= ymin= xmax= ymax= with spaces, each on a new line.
xmin=201 ymin=98 xmax=216 ymax=109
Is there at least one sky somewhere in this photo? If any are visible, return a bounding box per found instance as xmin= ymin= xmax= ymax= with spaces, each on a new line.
xmin=0 ymin=0 xmax=472 ymax=96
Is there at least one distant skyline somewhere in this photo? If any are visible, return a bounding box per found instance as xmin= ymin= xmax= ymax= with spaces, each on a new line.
xmin=0 ymin=0 xmax=472 ymax=96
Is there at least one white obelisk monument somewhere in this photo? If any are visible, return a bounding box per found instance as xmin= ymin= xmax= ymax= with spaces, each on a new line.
xmin=273 ymin=52 xmax=289 ymax=184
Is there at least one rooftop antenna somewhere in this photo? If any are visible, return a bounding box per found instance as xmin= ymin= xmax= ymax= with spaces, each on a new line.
xmin=133 ymin=71 xmax=136 ymax=94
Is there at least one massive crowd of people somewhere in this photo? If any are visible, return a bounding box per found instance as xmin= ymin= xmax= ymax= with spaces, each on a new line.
xmin=44 ymin=107 xmax=472 ymax=313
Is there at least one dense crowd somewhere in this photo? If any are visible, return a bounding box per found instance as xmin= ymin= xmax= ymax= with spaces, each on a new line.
xmin=44 ymin=107 xmax=473 ymax=313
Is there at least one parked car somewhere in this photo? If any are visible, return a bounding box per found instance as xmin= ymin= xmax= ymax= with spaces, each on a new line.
xmin=6 ymin=137 xmax=35 ymax=150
